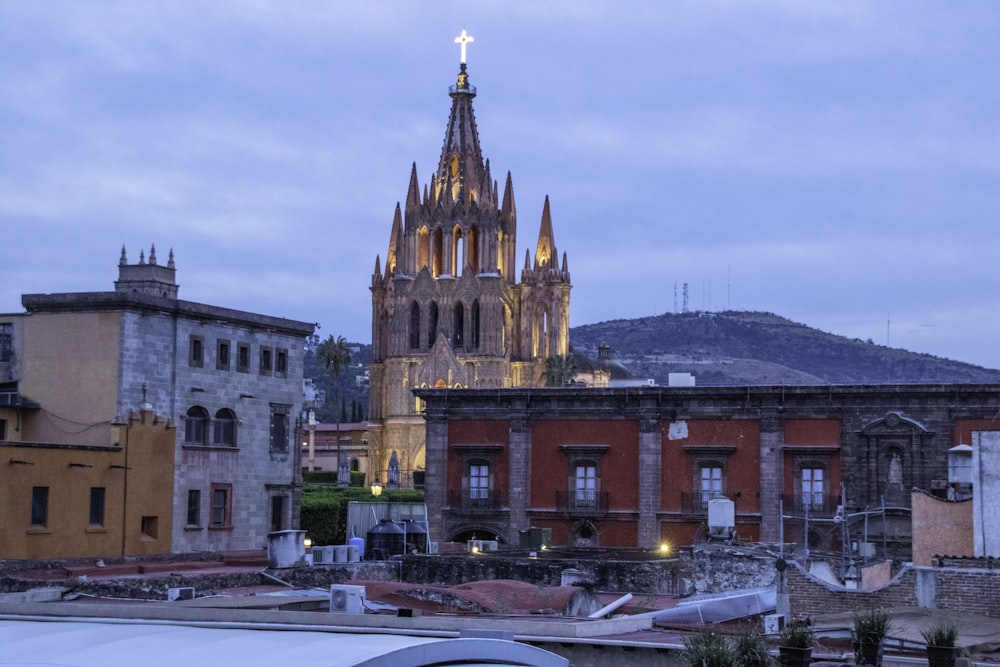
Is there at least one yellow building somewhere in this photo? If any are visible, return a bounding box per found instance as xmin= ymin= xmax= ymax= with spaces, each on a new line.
xmin=0 ymin=407 xmax=175 ymax=560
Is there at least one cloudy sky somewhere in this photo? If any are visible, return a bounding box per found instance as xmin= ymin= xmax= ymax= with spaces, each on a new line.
xmin=2 ymin=2 xmax=999 ymax=369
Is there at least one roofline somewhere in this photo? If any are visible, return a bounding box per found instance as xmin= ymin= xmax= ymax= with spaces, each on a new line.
xmin=21 ymin=292 xmax=315 ymax=338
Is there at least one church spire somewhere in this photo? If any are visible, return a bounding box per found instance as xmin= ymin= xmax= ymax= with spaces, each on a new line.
xmin=434 ymin=32 xmax=486 ymax=208
xmin=534 ymin=196 xmax=556 ymax=269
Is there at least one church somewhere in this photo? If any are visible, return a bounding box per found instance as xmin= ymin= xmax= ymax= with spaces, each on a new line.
xmin=367 ymin=34 xmax=572 ymax=486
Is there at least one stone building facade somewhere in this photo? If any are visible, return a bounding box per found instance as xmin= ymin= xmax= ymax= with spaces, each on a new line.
xmin=368 ymin=55 xmax=571 ymax=487
xmin=416 ymin=383 xmax=1000 ymax=555
xmin=2 ymin=247 xmax=314 ymax=556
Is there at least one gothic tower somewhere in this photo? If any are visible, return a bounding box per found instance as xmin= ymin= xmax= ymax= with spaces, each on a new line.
xmin=368 ymin=41 xmax=571 ymax=484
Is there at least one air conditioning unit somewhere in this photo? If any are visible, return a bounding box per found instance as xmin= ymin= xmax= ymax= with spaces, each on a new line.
xmin=168 ymin=586 xmax=195 ymax=601
xmin=763 ymin=614 xmax=785 ymax=635
xmin=469 ymin=539 xmax=499 ymax=553
xmin=312 ymin=546 xmax=334 ymax=565
xmin=330 ymin=584 xmax=366 ymax=614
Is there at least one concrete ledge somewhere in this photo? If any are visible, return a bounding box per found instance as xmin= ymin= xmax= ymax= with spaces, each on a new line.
xmin=0 ymin=600 xmax=652 ymax=639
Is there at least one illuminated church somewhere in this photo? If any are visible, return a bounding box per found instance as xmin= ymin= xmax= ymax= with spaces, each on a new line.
xmin=368 ymin=33 xmax=572 ymax=483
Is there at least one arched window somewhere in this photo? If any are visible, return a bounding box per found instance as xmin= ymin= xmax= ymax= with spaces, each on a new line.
xmin=468 ymin=226 xmax=479 ymax=273
xmin=453 ymin=226 xmax=464 ymax=276
xmin=471 ymin=299 xmax=481 ymax=349
xmin=428 ymin=301 xmax=439 ymax=346
xmin=417 ymin=226 xmax=430 ymax=272
xmin=184 ymin=406 xmax=209 ymax=445
xmin=432 ymin=227 xmax=443 ymax=278
xmin=409 ymin=301 xmax=421 ymax=349
xmin=453 ymin=302 xmax=464 ymax=347
xmin=213 ymin=408 xmax=237 ymax=447
xmin=533 ymin=305 xmax=550 ymax=358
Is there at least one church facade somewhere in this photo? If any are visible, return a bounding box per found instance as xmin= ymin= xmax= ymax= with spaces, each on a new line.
xmin=368 ymin=51 xmax=571 ymax=485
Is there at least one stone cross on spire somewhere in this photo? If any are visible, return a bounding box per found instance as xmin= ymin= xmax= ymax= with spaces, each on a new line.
xmin=454 ymin=29 xmax=474 ymax=64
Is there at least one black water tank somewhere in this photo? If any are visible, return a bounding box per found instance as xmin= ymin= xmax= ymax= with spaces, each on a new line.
xmin=366 ymin=519 xmax=405 ymax=560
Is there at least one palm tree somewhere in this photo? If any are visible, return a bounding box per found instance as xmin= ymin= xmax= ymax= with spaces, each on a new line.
xmin=317 ymin=335 xmax=351 ymax=486
xmin=545 ymin=354 xmax=579 ymax=387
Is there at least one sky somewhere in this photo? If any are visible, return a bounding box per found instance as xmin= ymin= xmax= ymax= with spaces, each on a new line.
xmin=2 ymin=1 xmax=999 ymax=369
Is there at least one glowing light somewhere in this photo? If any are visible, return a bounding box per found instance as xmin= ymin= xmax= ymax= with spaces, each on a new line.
xmin=454 ymin=29 xmax=474 ymax=64
xmin=471 ymin=545 xmax=480 ymax=554
xmin=371 ymin=480 xmax=383 ymax=497
xmin=304 ymin=537 xmax=313 ymax=549
xmin=659 ymin=542 xmax=671 ymax=555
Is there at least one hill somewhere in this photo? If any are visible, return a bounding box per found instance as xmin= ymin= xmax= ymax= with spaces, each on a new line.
xmin=570 ymin=311 xmax=1000 ymax=386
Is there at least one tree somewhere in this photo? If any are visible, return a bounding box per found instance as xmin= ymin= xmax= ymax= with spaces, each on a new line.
xmin=317 ymin=335 xmax=351 ymax=485
xmin=545 ymin=354 xmax=579 ymax=387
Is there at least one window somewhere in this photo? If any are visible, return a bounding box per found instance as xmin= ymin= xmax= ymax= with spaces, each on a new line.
xmin=237 ymin=344 xmax=250 ymax=372
xmin=186 ymin=489 xmax=201 ymax=527
xmin=260 ymin=347 xmax=272 ymax=375
xmin=700 ymin=465 xmax=724 ymax=507
xmin=574 ymin=464 xmax=597 ymax=509
xmin=184 ymin=406 xmax=209 ymax=445
xmin=0 ymin=323 xmax=12 ymax=362
xmin=189 ymin=335 xmax=204 ymax=368
xmin=453 ymin=302 xmax=464 ymax=347
xmin=469 ymin=463 xmax=490 ymax=505
xmin=216 ymin=339 xmax=231 ymax=371
xmin=31 ymin=486 xmax=49 ymax=528
xmin=428 ymin=302 xmax=439 ymax=346
xmin=801 ymin=467 xmax=825 ymax=511
xmin=269 ymin=404 xmax=290 ymax=451
xmin=0 ymin=418 xmax=6 ymax=440
xmin=471 ymin=300 xmax=480 ymax=349
xmin=409 ymin=302 xmax=421 ymax=349
xmin=210 ymin=484 xmax=232 ymax=528
xmin=275 ymin=348 xmax=288 ymax=377
xmin=141 ymin=515 xmax=159 ymax=539
xmin=270 ymin=495 xmax=284 ymax=532
xmin=89 ymin=487 xmax=105 ymax=526
xmin=213 ymin=408 xmax=237 ymax=447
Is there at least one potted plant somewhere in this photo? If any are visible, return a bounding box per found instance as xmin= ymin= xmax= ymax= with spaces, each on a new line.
xmin=851 ymin=608 xmax=891 ymax=666
xmin=680 ymin=629 xmax=736 ymax=667
xmin=777 ymin=622 xmax=813 ymax=667
xmin=921 ymin=621 xmax=959 ymax=667
xmin=734 ymin=623 xmax=773 ymax=667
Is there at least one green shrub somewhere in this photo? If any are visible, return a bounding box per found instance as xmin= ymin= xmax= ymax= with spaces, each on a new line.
xmin=851 ymin=608 xmax=891 ymax=645
xmin=303 ymin=470 xmax=340 ymax=485
xmin=300 ymin=493 xmax=342 ymax=545
xmin=681 ymin=630 xmax=735 ymax=667
xmin=734 ymin=624 xmax=772 ymax=666
xmin=921 ymin=621 xmax=958 ymax=648
xmin=778 ymin=622 xmax=813 ymax=648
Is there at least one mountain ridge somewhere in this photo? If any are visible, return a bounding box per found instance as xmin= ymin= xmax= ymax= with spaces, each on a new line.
xmin=569 ymin=310 xmax=1000 ymax=386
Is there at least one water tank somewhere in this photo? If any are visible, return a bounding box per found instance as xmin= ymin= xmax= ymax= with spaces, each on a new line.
xmin=401 ymin=520 xmax=427 ymax=554
xmin=366 ymin=519 xmax=406 ymax=560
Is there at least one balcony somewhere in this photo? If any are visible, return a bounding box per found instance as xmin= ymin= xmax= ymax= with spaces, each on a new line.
xmin=447 ymin=489 xmax=504 ymax=513
xmin=781 ymin=493 xmax=839 ymax=518
xmin=556 ymin=490 xmax=609 ymax=515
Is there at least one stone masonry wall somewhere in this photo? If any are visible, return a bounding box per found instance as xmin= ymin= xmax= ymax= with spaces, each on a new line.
xmin=786 ymin=558 xmax=1000 ymax=619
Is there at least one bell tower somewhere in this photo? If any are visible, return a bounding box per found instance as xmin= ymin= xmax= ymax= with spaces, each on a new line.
xmin=368 ymin=34 xmax=572 ymax=483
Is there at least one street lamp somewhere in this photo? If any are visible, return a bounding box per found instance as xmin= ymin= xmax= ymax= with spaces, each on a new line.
xmin=371 ymin=478 xmax=383 ymax=498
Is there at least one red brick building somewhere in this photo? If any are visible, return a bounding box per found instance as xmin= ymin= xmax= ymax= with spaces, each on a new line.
xmin=416 ymin=384 xmax=1000 ymax=554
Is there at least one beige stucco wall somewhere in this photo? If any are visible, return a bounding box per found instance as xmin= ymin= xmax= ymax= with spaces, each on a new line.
xmin=911 ymin=490 xmax=974 ymax=566
xmin=0 ymin=410 xmax=174 ymax=560
xmin=19 ymin=312 xmax=121 ymax=445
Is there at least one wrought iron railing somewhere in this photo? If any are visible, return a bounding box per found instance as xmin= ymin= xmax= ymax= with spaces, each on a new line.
xmin=447 ymin=489 xmax=504 ymax=512
xmin=555 ymin=490 xmax=609 ymax=514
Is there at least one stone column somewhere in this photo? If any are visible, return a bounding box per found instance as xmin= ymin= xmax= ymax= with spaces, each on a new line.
xmin=637 ymin=406 xmax=662 ymax=549
xmin=507 ymin=408 xmax=531 ymax=541
xmin=759 ymin=410 xmax=785 ymax=543
xmin=423 ymin=405 xmax=449 ymax=544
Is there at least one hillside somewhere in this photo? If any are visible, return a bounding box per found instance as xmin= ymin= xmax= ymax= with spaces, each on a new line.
xmin=570 ymin=311 xmax=1000 ymax=386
